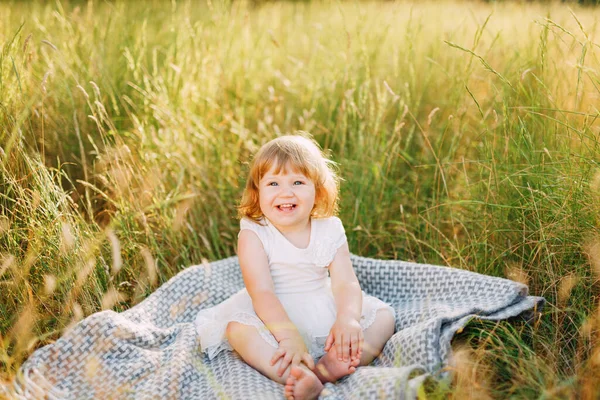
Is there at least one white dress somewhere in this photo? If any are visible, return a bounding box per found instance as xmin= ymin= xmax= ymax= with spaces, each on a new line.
xmin=194 ymin=216 xmax=395 ymax=360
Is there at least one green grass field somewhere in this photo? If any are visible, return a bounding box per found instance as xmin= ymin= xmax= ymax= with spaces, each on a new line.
xmin=1 ymin=0 xmax=600 ymax=397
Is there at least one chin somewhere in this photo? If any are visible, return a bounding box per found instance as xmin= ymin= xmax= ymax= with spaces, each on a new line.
xmin=268 ymin=213 xmax=308 ymax=226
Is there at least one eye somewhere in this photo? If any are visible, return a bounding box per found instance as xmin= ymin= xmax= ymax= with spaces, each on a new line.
xmin=268 ymin=182 xmax=278 ymax=187
xmin=293 ymin=181 xmax=304 ymax=185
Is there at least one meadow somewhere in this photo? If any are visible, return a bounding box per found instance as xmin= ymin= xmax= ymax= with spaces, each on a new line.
xmin=1 ymin=0 xmax=600 ymax=398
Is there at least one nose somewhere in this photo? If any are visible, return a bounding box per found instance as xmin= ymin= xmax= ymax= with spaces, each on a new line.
xmin=280 ymin=185 xmax=294 ymax=197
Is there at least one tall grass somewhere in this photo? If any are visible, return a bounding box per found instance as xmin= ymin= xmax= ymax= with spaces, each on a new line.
xmin=1 ymin=0 xmax=600 ymax=397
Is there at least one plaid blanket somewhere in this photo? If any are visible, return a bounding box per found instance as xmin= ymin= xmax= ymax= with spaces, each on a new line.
xmin=2 ymin=255 xmax=544 ymax=399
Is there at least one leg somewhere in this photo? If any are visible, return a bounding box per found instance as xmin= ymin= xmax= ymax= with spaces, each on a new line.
xmin=313 ymin=308 xmax=396 ymax=383
xmin=226 ymin=322 xmax=323 ymax=399
xmin=358 ymin=307 xmax=396 ymax=366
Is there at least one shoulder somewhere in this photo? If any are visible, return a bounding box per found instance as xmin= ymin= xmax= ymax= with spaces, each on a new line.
xmin=314 ymin=216 xmax=345 ymax=232
xmin=240 ymin=217 xmax=264 ymax=228
xmin=311 ymin=217 xmax=348 ymax=268
xmin=314 ymin=217 xmax=346 ymax=248
xmin=239 ymin=217 xmax=271 ymax=254
xmin=240 ymin=217 xmax=267 ymax=231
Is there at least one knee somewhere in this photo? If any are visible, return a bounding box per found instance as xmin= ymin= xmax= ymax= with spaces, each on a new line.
xmin=382 ymin=307 xmax=395 ymax=322
xmin=225 ymin=321 xmax=241 ymax=341
xmin=378 ymin=308 xmax=396 ymax=335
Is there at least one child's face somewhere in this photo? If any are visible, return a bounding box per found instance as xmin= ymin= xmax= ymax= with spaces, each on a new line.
xmin=259 ymin=163 xmax=316 ymax=230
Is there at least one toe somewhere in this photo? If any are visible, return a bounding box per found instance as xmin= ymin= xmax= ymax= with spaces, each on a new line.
xmin=284 ymin=384 xmax=294 ymax=397
xmin=290 ymin=366 xmax=304 ymax=379
xmin=286 ymin=372 xmax=297 ymax=386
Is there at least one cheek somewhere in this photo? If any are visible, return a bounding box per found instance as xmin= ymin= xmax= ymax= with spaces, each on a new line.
xmin=305 ymin=187 xmax=317 ymax=203
xmin=258 ymin=188 xmax=273 ymax=205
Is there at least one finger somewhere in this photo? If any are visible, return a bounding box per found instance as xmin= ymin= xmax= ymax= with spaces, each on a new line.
xmin=337 ymin=334 xmax=343 ymax=361
xmin=281 ymin=352 xmax=294 ymax=375
xmin=291 ymin=354 xmax=302 ymax=369
xmin=302 ymin=353 xmax=315 ymax=370
xmin=359 ymin=332 xmax=365 ymax=356
xmin=278 ymin=353 xmax=293 ymax=376
xmin=350 ymin=333 xmax=358 ymax=360
xmin=271 ymin=348 xmax=285 ymax=366
xmin=275 ymin=350 xmax=288 ymax=375
xmin=342 ymin=335 xmax=350 ymax=361
xmin=324 ymin=332 xmax=333 ymax=351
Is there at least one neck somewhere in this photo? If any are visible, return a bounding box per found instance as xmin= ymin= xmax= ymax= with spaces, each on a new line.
xmin=267 ymin=217 xmax=311 ymax=235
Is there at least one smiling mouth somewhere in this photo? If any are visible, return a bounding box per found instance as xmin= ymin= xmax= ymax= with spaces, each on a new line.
xmin=277 ymin=204 xmax=297 ymax=211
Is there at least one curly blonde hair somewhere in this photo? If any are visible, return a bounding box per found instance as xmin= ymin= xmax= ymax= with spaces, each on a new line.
xmin=238 ymin=134 xmax=340 ymax=223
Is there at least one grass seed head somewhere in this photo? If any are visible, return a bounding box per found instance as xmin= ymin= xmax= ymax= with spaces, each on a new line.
xmin=173 ymin=197 xmax=195 ymax=231
xmin=590 ymin=169 xmax=600 ymax=195
xmin=505 ymin=261 xmax=529 ymax=286
xmin=140 ymin=246 xmax=157 ymax=286
xmin=60 ymin=222 xmax=75 ymax=252
xmin=73 ymin=302 xmax=83 ymax=322
xmin=76 ymin=258 xmax=96 ymax=288
xmin=0 ymin=216 xmax=9 ymax=235
xmin=101 ymin=287 xmax=127 ymax=310
xmin=427 ymin=107 xmax=440 ymax=126
xmin=106 ymin=229 xmax=122 ymax=276
xmin=583 ymin=238 xmax=600 ymax=277
xmin=0 ymin=254 xmax=15 ymax=279
xmin=449 ymin=345 xmax=493 ymax=400
xmin=43 ymin=274 xmax=56 ymax=295
xmin=10 ymin=305 xmax=36 ymax=358
xmin=558 ymin=273 xmax=578 ymax=304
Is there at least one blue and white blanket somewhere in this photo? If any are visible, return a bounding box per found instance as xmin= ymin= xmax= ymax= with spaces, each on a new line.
xmin=2 ymin=255 xmax=544 ymax=399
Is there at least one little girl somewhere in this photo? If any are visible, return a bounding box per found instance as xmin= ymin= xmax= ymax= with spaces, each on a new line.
xmin=195 ymin=135 xmax=396 ymax=400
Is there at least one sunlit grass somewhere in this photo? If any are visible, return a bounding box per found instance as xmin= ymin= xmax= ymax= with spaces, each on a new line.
xmin=1 ymin=0 xmax=600 ymax=397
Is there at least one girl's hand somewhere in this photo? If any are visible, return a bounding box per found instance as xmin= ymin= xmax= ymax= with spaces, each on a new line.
xmin=270 ymin=333 xmax=315 ymax=377
xmin=324 ymin=315 xmax=363 ymax=363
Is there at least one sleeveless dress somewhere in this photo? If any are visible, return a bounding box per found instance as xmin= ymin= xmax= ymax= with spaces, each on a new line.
xmin=194 ymin=216 xmax=395 ymax=360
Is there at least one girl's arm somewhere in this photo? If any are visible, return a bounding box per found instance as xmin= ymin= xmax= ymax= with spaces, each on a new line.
xmin=327 ymin=242 xmax=363 ymax=362
xmin=237 ymin=229 xmax=314 ymax=374
xmin=238 ymin=229 xmax=295 ymax=339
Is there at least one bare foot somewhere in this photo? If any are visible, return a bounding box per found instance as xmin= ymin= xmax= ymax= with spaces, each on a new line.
xmin=313 ymin=346 xmax=360 ymax=383
xmin=284 ymin=366 xmax=323 ymax=400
